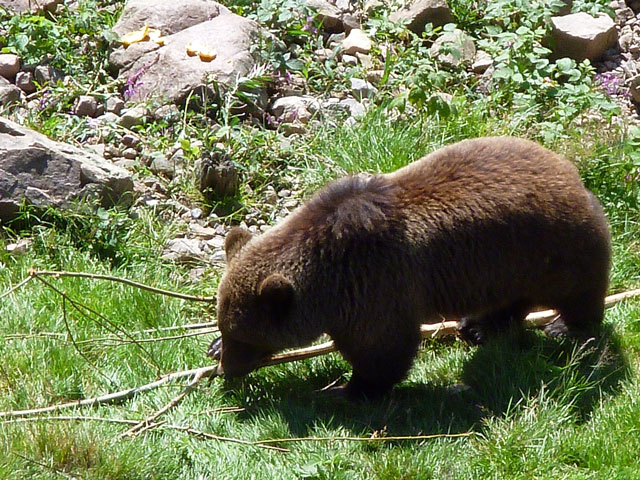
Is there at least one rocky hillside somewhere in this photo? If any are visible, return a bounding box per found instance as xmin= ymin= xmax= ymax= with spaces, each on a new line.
xmin=0 ymin=0 xmax=636 ymax=263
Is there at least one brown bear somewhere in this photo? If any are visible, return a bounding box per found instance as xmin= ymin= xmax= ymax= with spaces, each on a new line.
xmin=207 ymin=136 xmax=611 ymax=399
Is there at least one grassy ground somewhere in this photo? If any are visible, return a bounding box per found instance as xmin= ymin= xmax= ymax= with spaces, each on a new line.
xmin=1 ymin=110 xmax=639 ymax=479
xmin=2 ymin=0 xmax=640 ymax=478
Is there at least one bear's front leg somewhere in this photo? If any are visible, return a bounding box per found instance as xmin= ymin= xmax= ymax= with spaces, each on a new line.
xmin=332 ymin=324 xmax=422 ymax=400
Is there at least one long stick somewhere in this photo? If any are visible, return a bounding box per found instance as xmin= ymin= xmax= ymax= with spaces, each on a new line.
xmin=29 ymin=269 xmax=215 ymax=303
xmin=2 ymin=288 xmax=638 ymax=419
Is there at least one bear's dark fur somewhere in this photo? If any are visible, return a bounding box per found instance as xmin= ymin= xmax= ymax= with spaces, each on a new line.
xmin=208 ymin=137 xmax=611 ymax=399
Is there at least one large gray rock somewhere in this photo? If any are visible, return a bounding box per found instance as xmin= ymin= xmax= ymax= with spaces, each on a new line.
xmin=109 ymin=6 xmax=259 ymax=105
xmin=550 ymin=12 xmax=618 ymax=61
xmin=112 ymin=0 xmax=229 ymax=37
xmin=390 ymin=0 xmax=455 ymax=34
xmin=0 ymin=118 xmax=133 ymax=220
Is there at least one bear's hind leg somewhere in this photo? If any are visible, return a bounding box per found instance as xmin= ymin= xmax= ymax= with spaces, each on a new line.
xmin=544 ymin=288 xmax=605 ymax=339
xmin=458 ymin=301 xmax=530 ymax=345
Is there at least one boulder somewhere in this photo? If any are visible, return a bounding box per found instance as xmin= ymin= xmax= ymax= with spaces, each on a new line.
xmin=112 ymin=0 xmax=230 ymax=37
xmin=109 ymin=7 xmax=259 ymax=105
xmin=390 ymin=0 xmax=455 ymax=34
xmin=0 ymin=118 xmax=133 ymax=220
xmin=550 ymin=12 xmax=618 ymax=61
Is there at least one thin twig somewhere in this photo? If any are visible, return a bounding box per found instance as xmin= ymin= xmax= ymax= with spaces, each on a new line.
xmin=31 ymin=269 xmax=215 ymax=302
xmin=0 ymin=365 xmax=219 ymax=419
xmin=120 ymin=368 xmax=209 ymax=438
xmin=33 ymin=275 xmax=161 ymax=372
xmin=77 ymin=327 xmax=219 ymax=347
xmin=258 ymin=431 xmax=474 ymax=444
xmin=13 ymin=452 xmax=79 ymax=480
xmin=2 ymin=416 xmax=286 ymax=452
xmin=164 ymin=424 xmax=289 ymax=452
xmin=0 ymin=274 xmax=34 ymax=300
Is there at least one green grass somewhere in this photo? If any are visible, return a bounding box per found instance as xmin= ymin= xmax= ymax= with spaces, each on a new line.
xmin=1 ymin=118 xmax=640 ymax=478
xmin=2 ymin=0 xmax=640 ymax=477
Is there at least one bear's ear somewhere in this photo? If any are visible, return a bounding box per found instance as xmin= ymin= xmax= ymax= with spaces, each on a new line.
xmin=225 ymin=227 xmax=253 ymax=262
xmin=258 ymin=274 xmax=294 ymax=317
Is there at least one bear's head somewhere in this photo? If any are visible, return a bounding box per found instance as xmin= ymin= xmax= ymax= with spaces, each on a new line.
xmin=211 ymin=227 xmax=296 ymax=377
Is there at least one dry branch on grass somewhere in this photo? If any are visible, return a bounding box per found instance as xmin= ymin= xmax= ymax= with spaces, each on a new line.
xmin=1 ymin=269 xmax=639 ymax=435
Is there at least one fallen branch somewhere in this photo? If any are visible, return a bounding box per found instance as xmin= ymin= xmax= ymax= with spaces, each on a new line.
xmin=120 ymin=368 xmax=209 ymax=438
xmin=30 ymin=269 xmax=215 ymax=303
xmin=258 ymin=431 xmax=474 ymax=445
xmin=2 ymin=416 xmax=287 ymax=452
xmin=0 ymin=365 xmax=217 ymax=419
xmin=2 ymin=288 xmax=638 ymax=420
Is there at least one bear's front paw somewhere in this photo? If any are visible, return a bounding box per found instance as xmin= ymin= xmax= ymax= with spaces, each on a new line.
xmin=207 ymin=336 xmax=223 ymax=360
xmin=458 ymin=317 xmax=486 ymax=345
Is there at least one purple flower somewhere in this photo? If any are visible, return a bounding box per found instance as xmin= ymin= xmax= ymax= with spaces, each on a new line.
xmin=596 ymin=72 xmax=626 ymax=97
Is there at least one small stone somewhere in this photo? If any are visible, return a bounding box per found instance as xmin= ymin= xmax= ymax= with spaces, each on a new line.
xmin=629 ymin=74 xmax=640 ymax=103
xmin=161 ymin=238 xmax=206 ymax=264
xmin=341 ymin=14 xmax=360 ymax=33
xmin=6 ymin=238 xmax=32 ymax=255
xmin=0 ymin=78 xmax=22 ymax=106
xmin=206 ymin=235 xmax=225 ymax=249
xmin=106 ymin=96 xmax=125 ymax=114
xmin=121 ymin=133 xmax=140 ymax=148
xmin=191 ymin=208 xmax=203 ymax=219
xmin=315 ymin=48 xmax=335 ymax=61
xmin=366 ymin=69 xmax=385 ymax=84
xmin=270 ymin=96 xmax=312 ymax=124
xmin=74 ymin=95 xmax=98 ymax=117
xmin=350 ymin=77 xmax=377 ymax=99
xmin=278 ymin=189 xmax=292 ymax=198
xmin=356 ymin=52 xmax=374 ymax=69
xmin=103 ymin=144 xmax=121 ymax=159
xmin=14 ymin=71 xmax=35 ymax=93
xmin=122 ymin=147 xmax=138 ymax=159
xmin=34 ymin=65 xmax=62 ymax=85
xmin=342 ymin=54 xmax=358 ymax=65
xmin=0 ymin=54 xmax=20 ymax=80
xmin=264 ymin=186 xmax=278 ymax=205
xmin=118 ymin=106 xmax=147 ymax=129
xmin=472 ymin=50 xmax=493 ymax=74
xmin=341 ymin=28 xmax=371 ymax=55
xmin=283 ymin=198 xmax=299 ymax=209
xmin=550 ymin=12 xmax=618 ymax=61
xmin=153 ymin=104 xmax=181 ymax=122
xmin=189 ymin=223 xmax=218 ymax=239
xmin=150 ymin=155 xmax=176 ymax=178
xmin=390 ymin=0 xmax=455 ymax=34
xmin=307 ymin=0 xmax=344 ymax=33
xmin=113 ymin=158 xmax=136 ymax=169
xmin=211 ymin=250 xmax=226 ymax=262
xmin=95 ymin=112 xmax=120 ymax=125
xmin=339 ymin=97 xmax=366 ymax=117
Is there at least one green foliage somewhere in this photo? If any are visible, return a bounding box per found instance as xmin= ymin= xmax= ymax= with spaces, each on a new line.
xmin=0 ymin=1 xmax=119 ymax=77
